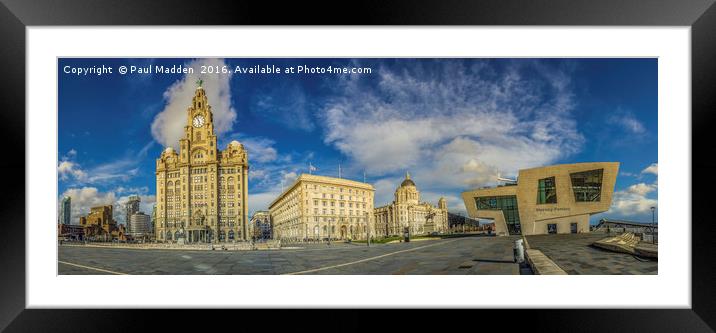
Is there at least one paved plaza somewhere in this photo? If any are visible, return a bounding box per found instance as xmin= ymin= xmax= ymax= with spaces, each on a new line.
xmin=59 ymin=235 xmax=525 ymax=275
xmin=525 ymin=233 xmax=658 ymax=275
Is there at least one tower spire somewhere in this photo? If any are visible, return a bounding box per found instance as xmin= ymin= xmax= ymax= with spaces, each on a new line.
xmin=406 ymin=171 xmax=410 ymax=180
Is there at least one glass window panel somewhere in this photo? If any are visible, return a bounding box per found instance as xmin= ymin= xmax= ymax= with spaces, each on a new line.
xmin=537 ymin=176 xmax=557 ymax=204
xmin=570 ymin=169 xmax=603 ymax=202
xmin=474 ymin=195 xmax=521 ymax=235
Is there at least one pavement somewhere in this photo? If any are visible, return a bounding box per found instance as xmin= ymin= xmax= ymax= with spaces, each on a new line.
xmin=525 ymin=233 xmax=658 ymax=275
xmin=58 ymin=235 xmax=524 ymax=275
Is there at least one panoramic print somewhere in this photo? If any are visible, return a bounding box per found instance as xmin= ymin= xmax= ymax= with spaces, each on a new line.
xmin=57 ymin=58 xmax=658 ymax=275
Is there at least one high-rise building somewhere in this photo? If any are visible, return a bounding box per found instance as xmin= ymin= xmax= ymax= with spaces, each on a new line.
xmin=269 ymin=174 xmax=374 ymax=241
xmin=125 ymin=195 xmax=140 ymax=233
xmin=373 ymin=172 xmax=449 ymax=237
xmin=60 ymin=196 xmax=71 ymax=225
xmin=129 ymin=212 xmax=151 ymax=239
xmin=155 ymin=83 xmax=249 ymax=243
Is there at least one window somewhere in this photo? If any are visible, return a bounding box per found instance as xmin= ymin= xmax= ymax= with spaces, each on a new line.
xmin=547 ymin=224 xmax=557 ymax=234
xmin=475 ymin=195 xmax=521 ymax=235
xmin=537 ymin=177 xmax=557 ymax=204
xmin=570 ymin=169 xmax=603 ymax=202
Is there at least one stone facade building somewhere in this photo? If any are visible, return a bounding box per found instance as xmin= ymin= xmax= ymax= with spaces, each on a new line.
xmin=269 ymin=174 xmax=374 ymax=241
xmin=78 ymin=205 xmax=125 ymax=241
xmin=461 ymin=162 xmax=619 ymax=236
xmin=373 ymin=173 xmax=449 ymax=237
xmin=249 ymin=210 xmax=272 ymax=240
xmin=155 ymin=83 xmax=249 ymax=243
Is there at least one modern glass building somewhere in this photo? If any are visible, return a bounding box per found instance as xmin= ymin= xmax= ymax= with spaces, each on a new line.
xmin=461 ymin=162 xmax=619 ymax=236
xmin=60 ymin=196 xmax=71 ymax=225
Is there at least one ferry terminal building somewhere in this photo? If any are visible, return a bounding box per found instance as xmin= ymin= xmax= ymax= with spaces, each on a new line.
xmin=461 ymin=162 xmax=619 ymax=236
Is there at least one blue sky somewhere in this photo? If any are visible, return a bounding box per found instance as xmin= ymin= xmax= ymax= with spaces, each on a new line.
xmin=58 ymin=58 xmax=658 ymax=225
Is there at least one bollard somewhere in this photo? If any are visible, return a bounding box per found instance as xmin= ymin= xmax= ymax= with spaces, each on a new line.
xmin=513 ymin=239 xmax=525 ymax=263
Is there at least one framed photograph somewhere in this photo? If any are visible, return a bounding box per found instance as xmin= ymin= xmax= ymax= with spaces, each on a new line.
xmin=2 ymin=0 xmax=715 ymax=331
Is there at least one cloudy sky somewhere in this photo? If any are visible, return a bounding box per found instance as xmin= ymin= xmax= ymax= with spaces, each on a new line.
xmin=58 ymin=58 xmax=657 ymax=225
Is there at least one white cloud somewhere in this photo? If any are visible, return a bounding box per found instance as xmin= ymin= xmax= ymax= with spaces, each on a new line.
xmin=282 ymin=171 xmax=298 ymax=185
xmin=58 ymin=160 xmax=87 ymax=182
xmin=641 ymin=163 xmax=658 ymax=176
xmin=240 ymin=137 xmax=278 ymax=163
xmin=248 ymin=191 xmax=280 ymax=216
xmin=114 ymin=186 xmax=150 ymax=195
xmin=58 ymin=147 xmax=146 ymax=186
xmin=249 ymin=168 xmax=268 ymax=181
xmin=373 ymin=177 xmax=403 ymax=207
xmin=137 ymin=141 xmax=155 ymax=158
xmin=151 ymin=58 xmax=237 ymax=149
xmin=421 ymin=192 xmax=465 ymax=215
xmin=320 ymin=60 xmax=583 ymax=196
xmin=606 ymin=109 xmax=646 ymax=134
xmin=626 ymin=182 xmax=657 ymax=196
xmin=610 ymin=190 xmax=658 ymax=216
xmin=84 ymin=159 xmax=139 ymax=183
xmin=609 ymin=163 xmax=658 ymax=217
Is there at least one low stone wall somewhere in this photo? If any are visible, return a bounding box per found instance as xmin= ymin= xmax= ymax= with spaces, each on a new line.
xmin=525 ymin=249 xmax=568 ymax=275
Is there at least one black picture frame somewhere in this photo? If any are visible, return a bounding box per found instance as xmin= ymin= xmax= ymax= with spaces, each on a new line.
xmin=1 ymin=0 xmax=714 ymax=331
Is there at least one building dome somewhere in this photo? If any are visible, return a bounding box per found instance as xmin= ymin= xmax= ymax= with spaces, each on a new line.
xmin=400 ymin=172 xmax=416 ymax=187
xmin=164 ymin=147 xmax=175 ymax=154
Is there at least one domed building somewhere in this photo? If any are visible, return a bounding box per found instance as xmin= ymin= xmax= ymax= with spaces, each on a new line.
xmin=155 ymin=82 xmax=249 ymax=243
xmin=373 ymin=172 xmax=449 ymax=237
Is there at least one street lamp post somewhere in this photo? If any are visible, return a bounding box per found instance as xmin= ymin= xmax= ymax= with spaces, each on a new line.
xmin=328 ymin=217 xmax=331 ymax=246
xmin=651 ymin=206 xmax=656 ymax=244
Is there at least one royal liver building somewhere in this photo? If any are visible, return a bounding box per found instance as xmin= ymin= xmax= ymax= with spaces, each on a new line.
xmin=155 ymin=82 xmax=249 ymax=243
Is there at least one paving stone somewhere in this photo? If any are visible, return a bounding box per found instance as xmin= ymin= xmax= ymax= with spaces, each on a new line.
xmin=526 ymin=233 xmax=657 ymax=275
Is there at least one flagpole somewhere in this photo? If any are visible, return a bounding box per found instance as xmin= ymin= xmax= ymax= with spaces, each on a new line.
xmin=338 ymin=163 xmax=342 ymax=179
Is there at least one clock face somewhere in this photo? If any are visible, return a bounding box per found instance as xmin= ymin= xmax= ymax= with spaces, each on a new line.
xmin=193 ymin=115 xmax=205 ymax=128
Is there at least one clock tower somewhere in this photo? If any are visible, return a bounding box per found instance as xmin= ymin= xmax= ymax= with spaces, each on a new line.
xmin=156 ymin=81 xmax=250 ymax=243
xmin=180 ymin=81 xmax=218 ymax=166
